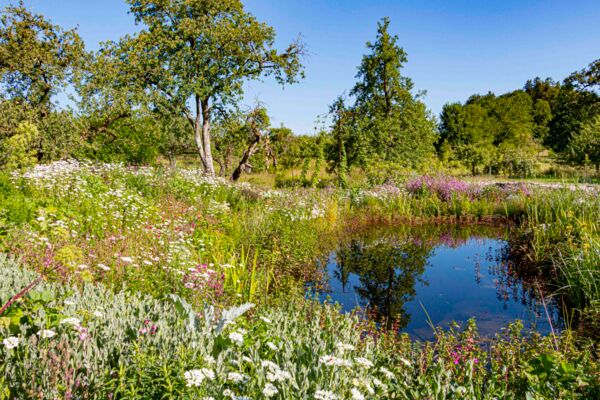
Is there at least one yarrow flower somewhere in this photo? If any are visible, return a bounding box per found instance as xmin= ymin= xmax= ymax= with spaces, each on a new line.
xmin=319 ymin=355 xmax=352 ymax=367
xmin=314 ymin=389 xmax=338 ymax=400
xmin=263 ymin=383 xmax=279 ymax=397
xmin=2 ymin=336 xmax=20 ymax=349
xmin=184 ymin=368 xmax=214 ymax=387
xmin=351 ymin=388 xmax=365 ymax=400
xmin=265 ymin=341 xmax=278 ymax=351
xmin=336 ymin=342 xmax=355 ymax=352
xmin=37 ymin=329 xmax=56 ymax=339
xmin=229 ymin=330 xmax=244 ymax=345
xmin=354 ymin=357 xmax=373 ymax=368
xmin=60 ymin=317 xmax=81 ymax=326
xmin=227 ymin=372 xmax=246 ymax=383
xmin=379 ymin=366 xmax=395 ymax=379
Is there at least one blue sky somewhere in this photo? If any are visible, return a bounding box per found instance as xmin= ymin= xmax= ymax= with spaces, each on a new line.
xmin=5 ymin=0 xmax=600 ymax=134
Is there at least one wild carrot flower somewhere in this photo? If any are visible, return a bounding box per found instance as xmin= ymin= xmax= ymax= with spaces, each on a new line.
xmin=184 ymin=368 xmax=214 ymax=387
xmin=263 ymin=383 xmax=279 ymax=397
xmin=60 ymin=317 xmax=81 ymax=327
xmin=354 ymin=357 xmax=373 ymax=368
xmin=229 ymin=330 xmax=244 ymax=345
xmin=3 ymin=336 xmax=20 ymax=349
xmin=314 ymin=390 xmax=338 ymax=400
xmin=351 ymin=388 xmax=365 ymax=400
xmin=37 ymin=329 xmax=56 ymax=339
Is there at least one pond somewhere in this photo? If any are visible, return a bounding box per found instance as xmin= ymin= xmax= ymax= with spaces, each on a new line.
xmin=311 ymin=224 xmax=562 ymax=339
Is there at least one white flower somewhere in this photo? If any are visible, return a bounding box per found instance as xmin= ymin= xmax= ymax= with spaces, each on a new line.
xmin=97 ymin=263 xmax=110 ymax=271
xmin=380 ymin=366 xmax=395 ymax=379
xmin=372 ymin=378 xmax=386 ymax=388
xmin=314 ymin=390 xmax=338 ymax=400
xmin=267 ymin=369 xmax=292 ymax=382
xmin=37 ymin=329 xmax=56 ymax=339
xmin=64 ymin=300 xmax=76 ymax=306
xmin=336 ymin=342 xmax=355 ymax=352
xmin=202 ymin=397 xmax=215 ymax=400
xmin=265 ymin=341 xmax=278 ymax=351
xmin=120 ymin=256 xmax=133 ymax=263
xmin=229 ymin=331 xmax=244 ymax=346
xmin=354 ymin=357 xmax=373 ymax=368
xmin=2 ymin=336 xmax=20 ymax=349
xmin=259 ymin=316 xmax=272 ymax=324
xmin=183 ymin=368 xmax=214 ymax=387
xmin=205 ymin=355 xmax=216 ymax=364
xmin=263 ymin=383 xmax=278 ymax=397
xmin=60 ymin=317 xmax=81 ymax=326
xmin=319 ymin=355 xmax=352 ymax=367
xmin=399 ymin=357 xmax=412 ymax=367
xmin=227 ymin=372 xmax=246 ymax=383
xmin=261 ymin=360 xmax=279 ymax=371
xmin=222 ymin=389 xmax=234 ymax=397
xmin=351 ymin=388 xmax=365 ymax=400
xmin=93 ymin=310 xmax=103 ymax=318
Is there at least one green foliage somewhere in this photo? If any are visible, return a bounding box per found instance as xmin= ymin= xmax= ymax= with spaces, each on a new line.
xmin=564 ymin=115 xmax=600 ymax=170
xmin=0 ymin=1 xmax=84 ymax=111
xmin=0 ymin=121 xmax=38 ymax=170
xmin=336 ymin=18 xmax=437 ymax=170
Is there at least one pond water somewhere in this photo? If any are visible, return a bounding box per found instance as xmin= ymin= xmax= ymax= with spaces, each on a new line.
xmin=311 ymin=224 xmax=562 ymax=339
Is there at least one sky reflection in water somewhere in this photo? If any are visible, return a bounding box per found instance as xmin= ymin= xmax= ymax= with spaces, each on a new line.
xmin=315 ymin=225 xmax=561 ymax=339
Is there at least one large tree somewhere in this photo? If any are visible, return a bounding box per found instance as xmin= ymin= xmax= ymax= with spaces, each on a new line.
xmin=0 ymin=2 xmax=84 ymax=163
xmin=348 ymin=17 xmax=437 ymax=168
xmin=0 ymin=1 xmax=83 ymax=114
xmin=106 ymin=0 xmax=305 ymax=176
xmin=439 ymin=102 xmax=495 ymax=174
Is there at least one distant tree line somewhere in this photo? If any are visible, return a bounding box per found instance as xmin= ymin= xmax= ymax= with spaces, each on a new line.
xmin=1 ymin=1 xmax=599 ymax=182
xmin=439 ymin=70 xmax=600 ymax=175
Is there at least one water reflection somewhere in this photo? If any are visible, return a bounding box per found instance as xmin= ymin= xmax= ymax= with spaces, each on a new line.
xmin=314 ymin=224 xmax=561 ymax=339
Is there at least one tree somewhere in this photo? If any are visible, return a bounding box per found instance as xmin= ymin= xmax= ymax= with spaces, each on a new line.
xmin=439 ymin=102 xmax=495 ymax=174
xmin=110 ymin=0 xmax=305 ymax=176
xmin=231 ymin=106 xmax=270 ymax=181
xmin=0 ymin=2 xmax=84 ymax=162
xmin=0 ymin=1 xmax=83 ymax=113
xmin=565 ymin=115 xmax=600 ymax=171
xmin=349 ymin=18 xmax=437 ymax=168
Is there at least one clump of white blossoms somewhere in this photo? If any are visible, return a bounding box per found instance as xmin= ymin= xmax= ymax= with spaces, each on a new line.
xmin=226 ymin=372 xmax=246 ymax=383
xmin=336 ymin=342 xmax=355 ymax=352
xmin=3 ymin=336 xmax=20 ymax=349
xmin=262 ymin=383 xmax=279 ymax=397
xmin=351 ymin=387 xmax=365 ymax=400
xmin=380 ymin=366 xmax=395 ymax=380
xmin=354 ymin=357 xmax=373 ymax=368
xmin=184 ymin=368 xmax=215 ymax=387
xmin=37 ymin=329 xmax=56 ymax=339
xmin=319 ymin=355 xmax=352 ymax=367
xmin=261 ymin=360 xmax=292 ymax=382
xmin=60 ymin=317 xmax=81 ymax=326
xmin=314 ymin=389 xmax=338 ymax=400
xmin=228 ymin=329 xmax=246 ymax=346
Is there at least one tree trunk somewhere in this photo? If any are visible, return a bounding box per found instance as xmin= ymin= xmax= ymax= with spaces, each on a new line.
xmin=201 ymin=98 xmax=216 ymax=176
xmin=168 ymin=153 xmax=177 ymax=172
xmin=232 ymin=134 xmax=261 ymax=181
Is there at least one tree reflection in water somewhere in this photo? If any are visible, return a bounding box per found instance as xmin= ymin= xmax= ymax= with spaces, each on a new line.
xmin=334 ymin=238 xmax=431 ymax=329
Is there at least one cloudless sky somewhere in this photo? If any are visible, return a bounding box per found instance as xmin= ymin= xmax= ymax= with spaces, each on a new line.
xmin=4 ymin=0 xmax=600 ymax=134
